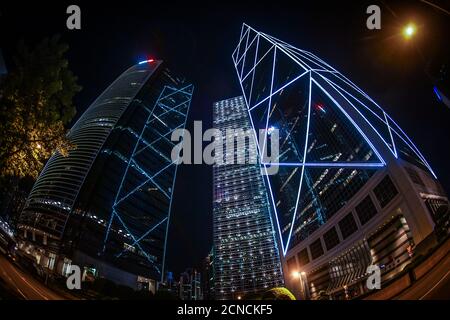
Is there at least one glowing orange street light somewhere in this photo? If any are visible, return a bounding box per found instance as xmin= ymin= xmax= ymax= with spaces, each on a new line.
xmin=292 ymin=270 xmax=306 ymax=278
xmin=403 ymin=23 xmax=417 ymax=39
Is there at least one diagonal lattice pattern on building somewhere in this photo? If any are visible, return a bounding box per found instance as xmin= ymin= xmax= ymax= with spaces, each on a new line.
xmin=18 ymin=60 xmax=193 ymax=288
xmin=103 ymin=84 xmax=193 ymax=273
xmin=232 ymin=23 xmax=437 ymax=255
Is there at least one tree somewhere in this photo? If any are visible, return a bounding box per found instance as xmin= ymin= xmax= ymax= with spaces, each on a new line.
xmin=261 ymin=287 xmax=296 ymax=300
xmin=0 ymin=35 xmax=81 ymax=179
xmin=242 ymin=287 xmax=297 ymax=300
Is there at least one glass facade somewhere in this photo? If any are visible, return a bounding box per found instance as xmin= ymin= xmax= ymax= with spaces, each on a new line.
xmin=297 ymin=248 xmax=310 ymax=266
xmin=309 ymin=239 xmax=324 ymax=260
xmin=232 ymin=24 xmax=437 ymax=254
xmin=233 ymin=25 xmax=449 ymax=299
xmin=212 ymin=96 xmax=283 ymax=299
xmin=20 ymin=63 xmax=159 ymax=242
xmin=355 ymin=196 xmax=378 ymax=226
xmin=18 ymin=61 xmax=193 ymax=283
xmin=338 ymin=213 xmax=358 ymax=240
xmin=323 ymin=227 xmax=340 ymax=251
xmin=373 ymin=175 xmax=399 ymax=208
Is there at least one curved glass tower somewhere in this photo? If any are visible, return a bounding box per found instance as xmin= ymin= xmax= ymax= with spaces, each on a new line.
xmin=233 ymin=24 xmax=448 ymax=299
xmin=18 ymin=60 xmax=193 ymax=289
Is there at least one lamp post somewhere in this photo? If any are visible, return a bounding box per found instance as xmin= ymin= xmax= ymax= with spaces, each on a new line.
xmin=301 ymin=272 xmax=310 ymax=300
xmin=292 ymin=271 xmax=309 ymax=300
xmin=343 ymin=285 xmax=350 ymax=300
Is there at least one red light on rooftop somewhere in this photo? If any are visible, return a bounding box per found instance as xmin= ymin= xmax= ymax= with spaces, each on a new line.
xmin=138 ymin=58 xmax=155 ymax=65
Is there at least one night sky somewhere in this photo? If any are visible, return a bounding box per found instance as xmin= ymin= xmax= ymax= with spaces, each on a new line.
xmin=1 ymin=0 xmax=449 ymax=276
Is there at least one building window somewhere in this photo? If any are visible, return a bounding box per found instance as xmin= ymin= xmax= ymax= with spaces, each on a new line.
xmin=404 ymin=167 xmax=425 ymax=187
xmin=287 ymin=257 xmax=297 ymax=273
xmin=373 ymin=175 xmax=398 ymax=208
xmin=338 ymin=212 xmax=358 ymax=239
xmin=356 ymin=196 xmax=378 ymax=225
xmin=297 ymin=248 xmax=310 ymax=267
xmin=309 ymin=239 xmax=324 ymax=260
xmin=48 ymin=253 xmax=56 ymax=270
xmin=323 ymin=227 xmax=340 ymax=251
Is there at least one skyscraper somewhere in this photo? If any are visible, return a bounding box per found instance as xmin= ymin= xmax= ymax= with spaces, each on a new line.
xmin=233 ymin=24 xmax=449 ymax=299
xmin=200 ymin=248 xmax=215 ymax=300
xmin=179 ymin=268 xmax=202 ymax=300
xmin=212 ymin=96 xmax=283 ymax=300
xmin=17 ymin=59 xmax=193 ymax=290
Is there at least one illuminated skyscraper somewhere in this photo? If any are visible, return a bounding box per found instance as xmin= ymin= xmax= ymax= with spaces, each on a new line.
xmin=17 ymin=59 xmax=193 ymax=290
xmin=213 ymin=96 xmax=283 ymax=300
xmin=233 ymin=24 xmax=449 ymax=299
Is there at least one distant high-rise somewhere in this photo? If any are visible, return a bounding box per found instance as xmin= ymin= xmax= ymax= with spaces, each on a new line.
xmin=17 ymin=59 xmax=193 ymax=290
xmin=212 ymin=96 xmax=283 ymax=300
xmin=179 ymin=268 xmax=202 ymax=300
xmin=233 ymin=24 xmax=449 ymax=299
xmin=200 ymin=247 xmax=215 ymax=300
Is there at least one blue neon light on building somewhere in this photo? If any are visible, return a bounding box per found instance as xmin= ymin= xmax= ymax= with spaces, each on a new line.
xmin=18 ymin=60 xmax=193 ymax=288
xmin=232 ymin=23 xmax=438 ymax=255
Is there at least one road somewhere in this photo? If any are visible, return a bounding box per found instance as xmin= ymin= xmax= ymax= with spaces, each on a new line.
xmin=0 ymin=246 xmax=448 ymax=300
xmin=0 ymin=254 xmax=65 ymax=300
xmin=395 ymin=250 xmax=450 ymax=300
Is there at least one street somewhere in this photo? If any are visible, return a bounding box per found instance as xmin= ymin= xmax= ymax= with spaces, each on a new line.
xmin=395 ymin=250 xmax=450 ymax=300
xmin=0 ymin=254 xmax=65 ymax=300
xmin=0 ymin=248 xmax=448 ymax=300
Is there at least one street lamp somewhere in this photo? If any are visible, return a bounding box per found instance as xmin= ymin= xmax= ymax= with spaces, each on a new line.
xmin=402 ymin=23 xmax=417 ymax=40
xmin=292 ymin=270 xmax=308 ymax=299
